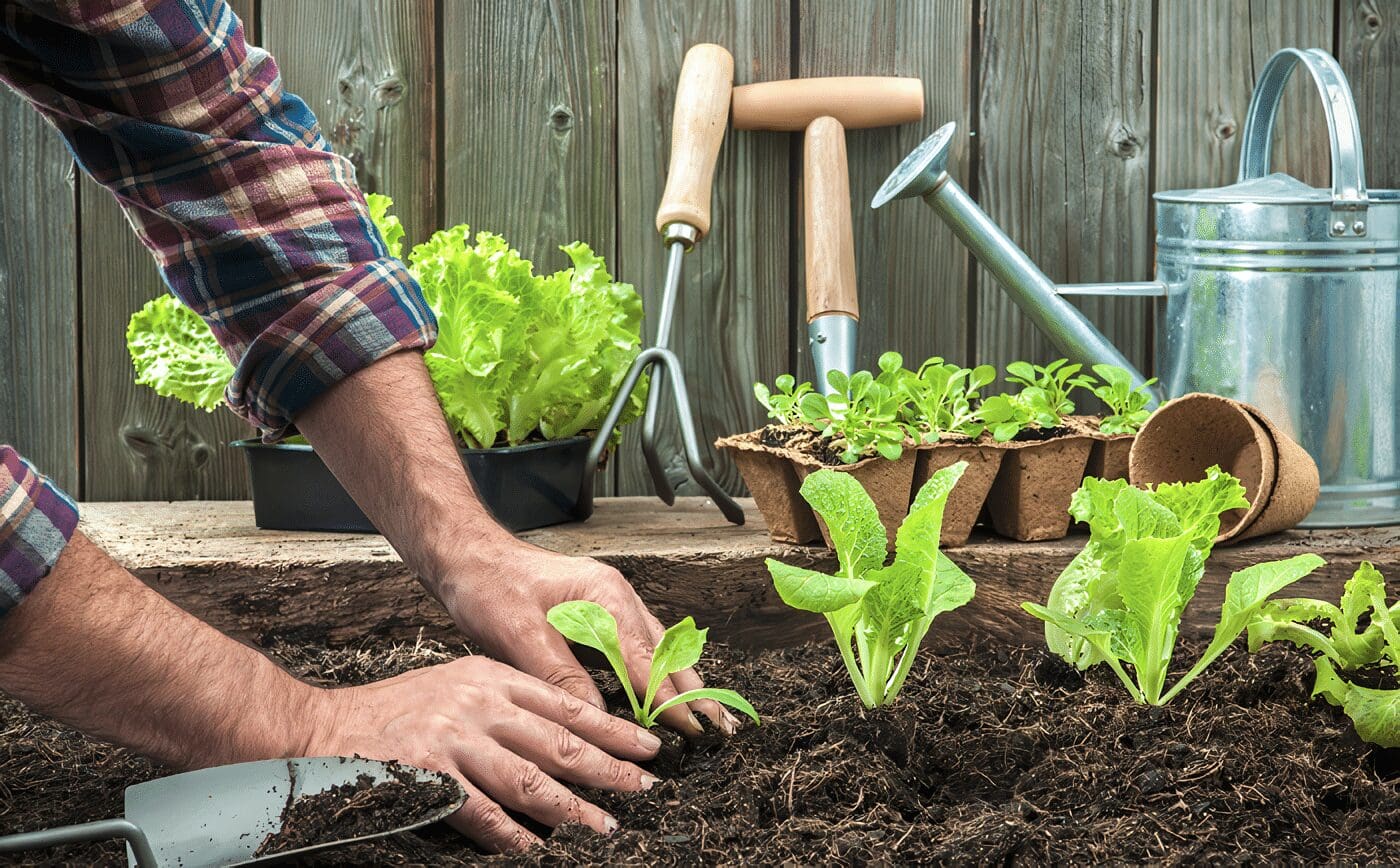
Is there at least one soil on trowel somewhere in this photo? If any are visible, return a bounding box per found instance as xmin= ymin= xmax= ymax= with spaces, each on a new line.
xmin=252 ymin=760 xmax=460 ymax=857
xmin=3 ymin=634 xmax=1399 ymax=865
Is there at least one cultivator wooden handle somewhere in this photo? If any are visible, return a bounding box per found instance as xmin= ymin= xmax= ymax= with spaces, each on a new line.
xmin=804 ymin=116 xmax=859 ymax=322
xmin=731 ymin=76 xmax=924 ymax=131
xmin=655 ymin=43 xmax=734 ymax=241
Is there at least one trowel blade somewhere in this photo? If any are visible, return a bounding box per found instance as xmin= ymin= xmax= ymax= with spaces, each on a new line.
xmin=122 ymin=756 xmax=465 ymax=867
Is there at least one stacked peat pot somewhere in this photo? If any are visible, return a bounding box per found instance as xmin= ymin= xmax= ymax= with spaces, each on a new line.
xmin=719 ymin=355 xmax=1159 ymax=548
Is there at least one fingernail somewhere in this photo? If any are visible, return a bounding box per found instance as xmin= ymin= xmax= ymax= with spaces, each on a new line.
xmin=719 ymin=710 xmax=739 ymax=736
xmin=636 ymin=729 xmax=662 ymax=751
xmin=603 ymin=814 xmax=619 ymax=834
xmin=589 ymin=695 xmax=607 ymax=710
xmin=687 ymin=712 xmax=705 ymax=733
xmin=640 ymin=774 xmax=661 ymax=790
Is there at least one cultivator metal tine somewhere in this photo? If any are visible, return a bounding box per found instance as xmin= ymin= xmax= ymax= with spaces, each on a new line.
xmin=641 ymin=374 xmax=677 ymax=505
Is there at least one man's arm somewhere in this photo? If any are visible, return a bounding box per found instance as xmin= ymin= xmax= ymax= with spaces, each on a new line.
xmin=0 ymin=531 xmax=661 ymax=852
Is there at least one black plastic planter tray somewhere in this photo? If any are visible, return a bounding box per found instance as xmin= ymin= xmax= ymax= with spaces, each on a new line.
xmin=232 ymin=436 xmax=595 ymax=534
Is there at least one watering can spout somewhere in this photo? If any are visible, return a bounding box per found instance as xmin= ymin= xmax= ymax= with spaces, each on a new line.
xmin=873 ymin=122 xmax=1162 ymax=405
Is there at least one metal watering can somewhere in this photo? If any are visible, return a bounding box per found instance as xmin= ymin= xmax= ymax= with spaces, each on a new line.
xmin=873 ymin=47 xmax=1399 ymax=528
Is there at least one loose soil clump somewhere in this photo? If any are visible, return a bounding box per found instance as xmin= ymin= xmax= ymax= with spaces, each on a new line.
xmin=2 ymin=633 xmax=1398 ymax=865
xmin=253 ymin=761 xmax=460 ymax=857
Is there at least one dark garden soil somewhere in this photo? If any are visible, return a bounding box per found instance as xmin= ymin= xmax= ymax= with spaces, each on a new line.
xmin=253 ymin=762 xmax=461 ymax=857
xmin=758 ymin=423 xmax=851 ymax=466
xmin=3 ymin=632 xmax=1399 ymax=865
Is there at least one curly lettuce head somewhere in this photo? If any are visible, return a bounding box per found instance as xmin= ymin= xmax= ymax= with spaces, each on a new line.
xmin=126 ymin=294 xmax=235 ymax=412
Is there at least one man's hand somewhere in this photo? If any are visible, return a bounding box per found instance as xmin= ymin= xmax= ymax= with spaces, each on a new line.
xmin=437 ymin=548 xmax=740 ymax=735
xmin=295 ymin=352 xmax=738 ymax=736
xmin=306 ymin=656 xmax=661 ymax=853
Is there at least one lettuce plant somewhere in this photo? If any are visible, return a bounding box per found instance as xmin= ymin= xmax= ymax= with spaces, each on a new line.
xmin=765 ymin=463 xmax=976 ymax=707
xmin=126 ymin=294 xmax=235 ymax=412
xmin=365 ymin=192 xmax=405 ymax=259
xmin=1091 ymin=364 xmax=1157 ymax=435
xmin=546 ymin=601 xmax=758 ymax=728
xmin=1247 ymin=563 xmax=1400 ymax=747
xmin=1006 ymin=359 xmax=1092 ymax=418
xmin=798 ymin=369 xmax=907 ymax=463
xmin=1023 ymin=469 xmax=1324 ymax=705
xmin=753 ymin=374 xmax=814 ymax=426
xmin=900 ymin=357 xmax=995 ymax=443
xmin=975 ymin=392 xmax=1038 ymax=442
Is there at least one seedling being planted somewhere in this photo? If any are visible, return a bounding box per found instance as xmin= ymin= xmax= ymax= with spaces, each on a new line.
xmin=1248 ymin=562 xmax=1400 ymax=747
xmin=765 ymin=463 xmax=976 ymax=707
xmin=1090 ymin=363 xmax=1157 ymax=435
xmin=546 ymin=601 xmax=759 ymax=728
xmin=1023 ymin=468 xmax=1324 ymax=705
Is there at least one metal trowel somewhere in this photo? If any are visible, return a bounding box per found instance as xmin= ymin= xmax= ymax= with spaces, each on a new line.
xmin=0 ymin=756 xmax=465 ymax=867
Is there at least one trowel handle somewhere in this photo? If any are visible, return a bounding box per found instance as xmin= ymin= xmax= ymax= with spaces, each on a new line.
xmin=655 ymin=43 xmax=734 ymax=242
xmin=803 ymin=116 xmax=859 ymax=322
xmin=0 ymin=819 xmax=158 ymax=867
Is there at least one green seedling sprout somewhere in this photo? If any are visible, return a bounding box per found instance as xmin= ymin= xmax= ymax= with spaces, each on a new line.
xmin=1023 ymin=468 xmax=1324 ymax=705
xmin=900 ymin=357 xmax=995 ymax=443
xmin=753 ymin=374 xmax=815 ymax=426
xmin=546 ymin=601 xmax=759 ymax=728
xmin=765 ymin=463 xmax=976 ymax=707
xmin=1248 ymin=562 xmax=1400 ymax=747
xmin=1090 ymin=364 xmax=1157 ymax=435
xmin=798 ymin=368 xmax=907 ymax=463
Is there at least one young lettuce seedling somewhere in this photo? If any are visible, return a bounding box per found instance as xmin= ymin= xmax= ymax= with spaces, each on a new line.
xmin=753 ymin=374 xmax=814 ymax=426
xmin=976 ymin=392 xmax=1038 ymax=442
xmin=1090 ymin=364 xmax=1157 ymax=435
xmin=1022 ymin=468 xmax=1324 ymax=705
xmin=1006 ymin=359 xmax=1092 ymax=420
xmin=546 ymin=601 xmax=759 ymax=728
xmin=1247 ymin=563 xmax=1400 ymax=747
xmin=900 ymin=357 xmax=995 ymax=443
xmin=798 ymin=369 xmax=907 ymax=463
xmin=765 ymin=463 xmax=976 ymax=707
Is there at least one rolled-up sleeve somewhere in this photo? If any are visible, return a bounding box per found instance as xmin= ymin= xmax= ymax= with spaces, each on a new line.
xmin=0 ymin=0 xmax=437 ymax=437
xmin=0 ymin=447 xmax=79 ymax=618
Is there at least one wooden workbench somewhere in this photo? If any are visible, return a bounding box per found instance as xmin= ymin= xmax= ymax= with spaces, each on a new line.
xmin=80 ymin=499 xmax=1400 ymax=650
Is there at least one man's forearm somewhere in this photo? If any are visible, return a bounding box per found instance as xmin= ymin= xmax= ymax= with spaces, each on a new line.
xmin=294 ymin=350 xmax=522 ymax=609
xmin=0 ymin=532 xmax=322 ymax=770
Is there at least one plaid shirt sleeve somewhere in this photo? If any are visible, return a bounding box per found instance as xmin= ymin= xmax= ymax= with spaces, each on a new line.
xmin=0 ymin=447 xmax=79 ymax=618
xmin=0 ymin=0 xmax=438 ymax=438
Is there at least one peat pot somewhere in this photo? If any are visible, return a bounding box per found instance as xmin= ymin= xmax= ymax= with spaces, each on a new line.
xmin=233 ymin=437 xmax=594 ymax=534
xmin=874 ymin=47 xmax=1400 ymax=528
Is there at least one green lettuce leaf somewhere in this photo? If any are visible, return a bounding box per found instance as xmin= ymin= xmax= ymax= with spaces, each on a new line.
xmin=365 ymin=192 xmax=405 ymax=260
xmin=126 ymin=294 xmax=234 ymax=412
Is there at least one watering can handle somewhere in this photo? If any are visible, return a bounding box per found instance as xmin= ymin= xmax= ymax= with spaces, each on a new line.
xmin=1237 ymin=47 xmax=1369 ymax=234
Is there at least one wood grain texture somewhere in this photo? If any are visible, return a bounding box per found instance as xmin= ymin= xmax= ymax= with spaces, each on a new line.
xmin=1156 ymin=1 xmax=1333 ymax=195
xmin=80 ymin=497 xmax=1385 ymax=651
xmin=0 ymin=91 xmax=79 ymax=492
xmin=796 ymin=0 xmax=974 ymax=374
xmin=613 ymin=0 xmax=792 ymax=497
xmin=803 ymin=117 xmax=859 ymax=320
xmin=1339 ymin=0 xmax=1399 ymax=188
xmin=974 ymin=0 xmax=1153 ymax=391
xmin=261 ymin=0 xmax=437 ymax=247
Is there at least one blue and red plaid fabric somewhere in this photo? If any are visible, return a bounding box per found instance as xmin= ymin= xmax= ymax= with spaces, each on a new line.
xmin=0 ymin=0 xmax=438 ymax=616
xmin=0 ymin=448 xmax=79 ymax=617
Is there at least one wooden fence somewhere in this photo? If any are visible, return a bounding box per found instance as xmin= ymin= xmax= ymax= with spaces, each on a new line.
xmin=1 ymin=0 xmax=1395 ymax=502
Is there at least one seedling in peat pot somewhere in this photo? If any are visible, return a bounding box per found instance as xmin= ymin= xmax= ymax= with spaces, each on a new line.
xmin=1006 ymin=359 xmax=1093 ymax=421
xmin=546 ymin=601 xmax=759 ymax=728
xmin=900 ymin=357 xmax=996 ymax=443
xmin=798 ymin=369 xmax=907 ymax=463
xmin=1248 ymin=562 xmax=1400 ymax=747
xmin=1091 ymin=363 xmax=1157 ymax=435
xmin=765 ymin=463 xmax=976 ymax=707
xmin=1022 ymin=468 xmax=1324 ymax=705
xmin=753 ymin=374 xmax=814 ymax=426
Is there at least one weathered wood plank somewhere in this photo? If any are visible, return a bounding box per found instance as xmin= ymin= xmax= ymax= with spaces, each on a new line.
xmin=973 ymin=0 xmax=1154 ymax=393
xmin=73 ymin=1 xmax=266 ymax=501
xmin=80 ymin=497 xmax=1385 ymax=652
xmin=261 ymin=0 xmax=437 ymax=247
xmin=1155 ymin=1 xmax=1333 ymax=195
xmin=795 ymin=0 xmax=974 ymax=371
xmin=1339 ymin=0 xmax=1399 ymax=187
xmin=0 ymin=91 xmax=79 ymax=493
xmin=441 ymin=0 xmax=619 ymax=494
xmin=613 ymin=0 xmax=792 ymax=497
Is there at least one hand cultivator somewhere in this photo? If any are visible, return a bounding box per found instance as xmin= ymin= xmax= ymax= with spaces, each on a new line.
xmin=579 ymin=44 xmax=745 ymax=525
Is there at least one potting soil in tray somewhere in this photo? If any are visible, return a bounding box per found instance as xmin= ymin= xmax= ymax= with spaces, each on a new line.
xmin=2 ymin=634 xmax=1398 ymax=864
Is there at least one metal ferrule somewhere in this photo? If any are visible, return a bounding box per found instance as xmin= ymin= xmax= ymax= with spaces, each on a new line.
xmin=808 ymin=314 xmax=858 ymax=393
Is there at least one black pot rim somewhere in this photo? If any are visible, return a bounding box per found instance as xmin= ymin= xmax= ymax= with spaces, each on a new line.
xmin=231 ymin=434 xmax=594 ymax=456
